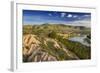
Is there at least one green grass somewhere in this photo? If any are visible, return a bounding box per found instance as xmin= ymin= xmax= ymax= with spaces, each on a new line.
xmin=57 ymin=37 xmax=91 ymax=59
xmin=23 ymin=24 xmax=91 ymax=60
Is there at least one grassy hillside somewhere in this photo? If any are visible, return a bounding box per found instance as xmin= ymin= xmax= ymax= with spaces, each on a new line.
xmin=22 ymin=24 xmax=91 ymax=62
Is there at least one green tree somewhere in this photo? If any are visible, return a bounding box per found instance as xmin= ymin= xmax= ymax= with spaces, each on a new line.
xmin=48 ymin=31 xmax=57 ymax=39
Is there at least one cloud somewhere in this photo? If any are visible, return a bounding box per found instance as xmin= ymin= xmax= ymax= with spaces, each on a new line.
xmin=67 ymin=14 xmax=73 ymax=18
xmin=61 ymin=13 xmax=66 ymax=18
xmin=73 ymin=15 xmax=78 ymax=18
xmin=67 ymin=19 xmax=91 ymax=27
xmin=48 ymin=13 xmax=52 ymax=16
xmin=83 ymin=14 xmax=91 ymax=17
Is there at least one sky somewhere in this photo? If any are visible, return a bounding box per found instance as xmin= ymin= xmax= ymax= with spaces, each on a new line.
xmin=23 ymin=10 xmax=91 ymax=27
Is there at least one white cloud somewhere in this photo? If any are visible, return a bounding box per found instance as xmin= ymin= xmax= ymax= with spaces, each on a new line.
xmin=73 ymin=15 xmax=78 ymax=18
xmin=48 ymin=13 xmax=52 ymax=16
xmin=67 ymin=14 xmax=73 ymax=18
xmin=83 ymin=14 xmax=90 ymax=17
xmin=61 ymin=13 xmax=66 ymax=18
xmin=68 ymin=19 xmax=91 ymax=27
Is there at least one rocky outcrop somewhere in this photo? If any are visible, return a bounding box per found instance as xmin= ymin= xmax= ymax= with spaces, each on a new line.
xmin=22 ymin=34 xmax=79 ymax=62
xmin=23 ymin=34 xmax=58 ymax=62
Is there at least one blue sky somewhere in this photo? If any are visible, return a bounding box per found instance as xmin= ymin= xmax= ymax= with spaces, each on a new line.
xmin=23 ymin=10 xmax=91 ymax=27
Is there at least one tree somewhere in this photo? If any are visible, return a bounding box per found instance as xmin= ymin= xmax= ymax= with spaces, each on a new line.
xmin=48 ymin=31 xmax=57 ymax=39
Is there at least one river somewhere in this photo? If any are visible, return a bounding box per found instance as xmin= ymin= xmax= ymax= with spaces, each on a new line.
xmin=68 ymin=35 xmax=90 ymax=46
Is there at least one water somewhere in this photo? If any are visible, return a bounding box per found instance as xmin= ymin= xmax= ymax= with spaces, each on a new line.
xmin=69 ymin=35 xmax=90 ymax=46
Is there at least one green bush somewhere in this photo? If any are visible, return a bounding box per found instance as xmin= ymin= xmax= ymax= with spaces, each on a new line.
xmin=48 ymin=31 xmax=57 ymax=39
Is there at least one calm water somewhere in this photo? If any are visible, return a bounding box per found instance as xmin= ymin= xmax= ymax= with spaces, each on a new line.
xmin=69 ymin=35 xmax=90 ymax=46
